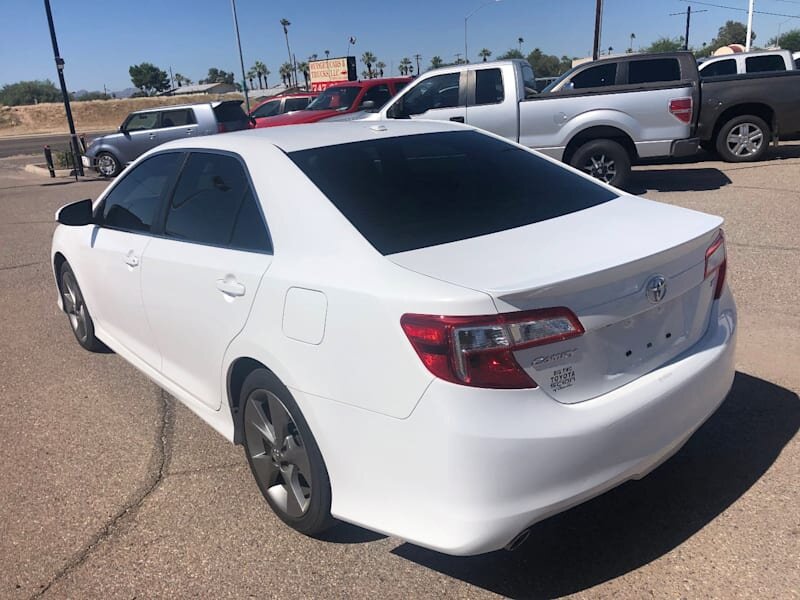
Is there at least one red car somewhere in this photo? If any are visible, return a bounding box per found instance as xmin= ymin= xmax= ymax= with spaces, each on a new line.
xmin=254 ymin=78 xmax=411 ymax=128
xmin=249 ymin=93 xmax=318 ymax=126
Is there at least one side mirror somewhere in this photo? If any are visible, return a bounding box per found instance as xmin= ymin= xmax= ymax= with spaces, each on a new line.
xmin=563 ymin=81 xmax=575 ymax=91
xmin=56 ymin=199 xmax=94 ymax=226
xmin=360 ymin=100 xmax=376 ymax=110
xmin=249 ymin=116 xmax=257 ymax=127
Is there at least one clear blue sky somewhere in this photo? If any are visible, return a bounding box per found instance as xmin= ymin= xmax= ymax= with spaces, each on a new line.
xmin=2 ymin=0 xmax=799 ymax=92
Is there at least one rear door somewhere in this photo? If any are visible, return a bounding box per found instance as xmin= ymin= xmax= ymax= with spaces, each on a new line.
xmin=464 ymin=66 xmax=519 ymax=141
xmin=140 ymin=151 xmax=273 ymax=409
xmin=158 ymin=108 xmax=198 ymax=142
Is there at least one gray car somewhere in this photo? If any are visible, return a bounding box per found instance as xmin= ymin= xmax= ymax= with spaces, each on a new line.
xmin=82 ymin=100 xmax=252 ymax=177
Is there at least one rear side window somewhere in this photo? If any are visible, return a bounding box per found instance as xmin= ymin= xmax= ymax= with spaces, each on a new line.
xmin=289 ymin=131 xmax=616 ymax=255
xmin=571 ymin=63 xmax=616 ymax=89
xmin=746 ymin=55 xmax=786 ymax=73
xmin=628 ymin=58 xmax=681 ymax=84
xmin=160 ymin=109 xmax=195 ymax=128
xmin=101 ymin=153 xmax=182 ymax=233
xmin=165 ymin=152 xmax=271 ymax=252
xmin=284 ymin=97 xmax=310 ymax=111
xmin=474 ymin=68 xmax=504 ymax=105
xmin=701 ymin=59 xmax=736 ymax=77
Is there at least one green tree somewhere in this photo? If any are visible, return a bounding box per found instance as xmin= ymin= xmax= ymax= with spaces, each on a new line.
xmin=430 ymin=55 xmax=444 ymax=69
xmin=203 ymin=68 xmax=235 ymax=85
xmin=174 ymin=73 xmax=192 ymax=87
xmin=497 ymin=48 xmax=525 ymax=59
xmin=0 ymin=80 xmax=61 ymax=105
xmin=526 ymin=48 xmax=561 ymax=76
xmin=375 ymin=61 xmax=386 ymax=77
xmin=74 ymin=90 xmax=111 ymax=101
xmin=361 ymin=51 xmax=377 ymax=78
xmin=714 ymin=20 xmax=753 ymax=48
xmin=770 ymin=28 xmax=800 ymax=52
xmin=280 ymin=18 xmax=295 ymax=87
xmin=246 ymin=67 xmax=258 ymax=90
xmin=279 ymin=62 xmax=293 ymax=87
xmin=129 ymin=63 xmax=170 ymax=95
xmin=252 ymin=61 xmax=267 ymax=88
xmin=643 ymin=36 xmax=684 ymax=53
xmin=478 ymin=48 xmax=492 ymax=62
xmin=298 ymin=61 xmax=310 ymax=89
xmin=399 ymin=57 xmax=412 ymax=75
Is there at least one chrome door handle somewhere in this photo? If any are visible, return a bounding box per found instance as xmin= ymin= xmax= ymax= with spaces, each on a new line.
xmin=124 ymin=254 xmax=139 ymax=267
xmin=148 ymin=133 xmax=157 ymax=139
xmin=216 ymin=278 xmax=245 ymax=297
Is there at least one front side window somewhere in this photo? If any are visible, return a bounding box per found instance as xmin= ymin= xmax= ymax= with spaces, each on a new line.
xmin=628 ymin=58 xmax=681 ymax=84
xmin=571 ymin=63 xmax=617 ymax=89
xmin=474 ymin=68 xmax=504 ymax=105
xmin=100 ymin=153 xmax=183 ymax=233
xmin=394 ymin=72 xmax=461 ymax=116
xmin=701 ymin=59 xmax=736 ymax=77
xmin=159 ymin=109 xmax=195 ymax=128
xmin=164 ymin=152 xmax=271 ymax=252
xmin=124 ymin=112 xmax=159 ymax=131
xmin=252 ymin=100 xmax=281 ymax=118
xmin=746 ymin=55 xmax=786 ymax=73
xmin=289 ymin=131 xmax=616 ymax=255
xmin=306 ymin=86 xmax=360 ymax=111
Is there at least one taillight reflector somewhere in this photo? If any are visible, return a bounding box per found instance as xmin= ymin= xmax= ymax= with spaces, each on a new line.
xmin=401 ymin=308 xmax=584 ymax=389
xmin=669 ymin=97 xmax=693 ymax=124
xmin=705 ymin=230 xmax=727 ymax=299
xmin=217 ymin=123 xmax=227 ymax=133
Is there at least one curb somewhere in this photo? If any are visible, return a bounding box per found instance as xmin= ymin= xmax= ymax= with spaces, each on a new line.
xmin=24 ymin=163 xmax=77 ymax=177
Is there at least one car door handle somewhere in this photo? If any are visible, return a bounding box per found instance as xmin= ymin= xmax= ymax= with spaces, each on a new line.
xmin=148 ymin=133 xmax=157 ymax=139
xmin=216 ymin=278 xmax=246 ymax=297
xmin=124 ymin=252 xmax=139 ymax=268
xmin=449 ymin=116 xmax=465 ymax=123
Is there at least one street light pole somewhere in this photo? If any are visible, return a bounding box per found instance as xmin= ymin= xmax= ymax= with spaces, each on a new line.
xmin=230 ymin=0 xmax=250 ymax=113
xmin=745 ymin=0 xmax=755 ymax=51
xmin=464 ymin=0 xmax=501 ymax=64
xmin=43 ymin=0 xmax=83 ymax=178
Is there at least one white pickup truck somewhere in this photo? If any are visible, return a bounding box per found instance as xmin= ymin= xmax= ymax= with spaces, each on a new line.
xmin=699 ymin=49 xmax=796 ymax=77
xmin=375 ymin=55 xmax=701 ymax=187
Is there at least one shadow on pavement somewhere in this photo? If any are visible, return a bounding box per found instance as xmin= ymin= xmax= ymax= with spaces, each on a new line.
xmin=626 ymin=168 xmax=732 ymax=194
xmin=392 ymin=372 xmax=799 ymax=599
xmin=317 ymin=522 xmax=387 ymax=544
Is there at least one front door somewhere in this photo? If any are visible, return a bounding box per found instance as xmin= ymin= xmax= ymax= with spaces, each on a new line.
xmin=386 ymin=71 xmax=467 ymax=124
xmin=119 ymin=111 xmax=161 ymax=163
xmin=140 ymin=151 xmax=273 ymax=409
xmin=89 ymin=152 xmax=184 ymax=367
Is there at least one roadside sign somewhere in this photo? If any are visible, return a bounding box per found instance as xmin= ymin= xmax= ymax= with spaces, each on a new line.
xmin=309 ymin=57 xmax=357 ymax=92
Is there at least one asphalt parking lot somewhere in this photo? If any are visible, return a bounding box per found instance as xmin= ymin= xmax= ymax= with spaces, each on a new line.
xmin=1 ymin=146 xmax=798 ymax=599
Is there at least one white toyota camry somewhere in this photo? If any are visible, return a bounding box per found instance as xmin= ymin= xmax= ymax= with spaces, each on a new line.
xmin=51 ymin=120 xmax=736 ymax=556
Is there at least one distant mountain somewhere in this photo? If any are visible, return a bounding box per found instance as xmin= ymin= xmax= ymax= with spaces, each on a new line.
xmin=111 ymin=87 xmax=139 ymax=99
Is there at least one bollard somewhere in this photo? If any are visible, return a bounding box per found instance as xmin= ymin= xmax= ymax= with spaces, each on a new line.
xmin=79 ymin=134 xmax=87 ymax=153
xmin=43 ymin=145 xmax=56 ymax=178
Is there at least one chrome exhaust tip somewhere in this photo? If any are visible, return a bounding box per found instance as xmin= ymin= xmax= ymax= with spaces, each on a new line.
xmin=504 ymin=528 xmax=531 ymax=552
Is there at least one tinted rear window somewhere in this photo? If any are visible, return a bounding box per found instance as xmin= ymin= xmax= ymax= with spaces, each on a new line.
xmin=213 ymin=102 xmax=248 ymax=123
xmin=628 ymin=58 xmax=681 ymax=84
xmin=745 ymin=55 xmax=786 ymax=73
xmin=289 ymin=131 xmax=616 ymax=255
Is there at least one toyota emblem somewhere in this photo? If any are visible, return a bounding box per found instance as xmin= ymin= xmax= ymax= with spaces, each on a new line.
xmin=645 ymin=275 xmax=667 ymax=303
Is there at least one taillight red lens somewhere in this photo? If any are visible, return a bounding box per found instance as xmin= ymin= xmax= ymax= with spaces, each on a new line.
xmin=705 ymin=230 xmax=727 ymax=300
xmin=217 ymin=123 xmax=227 ymax=133
xmin=401 ymin=308 xmax=584 ymax=389
xmin=669 ymin=97 xmax=693 ymax=124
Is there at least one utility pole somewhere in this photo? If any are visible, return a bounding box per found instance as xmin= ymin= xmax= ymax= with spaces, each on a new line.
xmin=670 ymin=6 xmax=707 ymax=51
xmin=413 ymin=54 xmax=421 ymax=75
xmin=745 ymin=0 xmax=755 ymax=51
xmin=592 ymin=0 xmax=603 ymax=60
xmin=43 ymin=0 xmax=83 ymax=178
xmin=230 ymin=0 xmax=250 ymax=112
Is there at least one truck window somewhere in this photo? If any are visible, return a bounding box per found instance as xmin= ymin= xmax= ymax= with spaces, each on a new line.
xmin=571 ymin=63 xmax=616 ymax=89
xmin=745 ymin=55 xmax=786 ymax=73
xmin=474 ymin=69 xmax=504 ymax=105
xmin=397 ymin=72 xmax=460 ymax=116
xmin=628 ymin=58 xmax=681 ymax=84
xmin=362 ymin=84 xmax=392 ymax=108
xmin=701 ymin=59 xmax=736 ymax=77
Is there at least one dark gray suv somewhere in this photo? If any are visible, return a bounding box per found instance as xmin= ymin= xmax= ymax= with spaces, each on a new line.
xmin=82 ymin=101 xmax=252 ymax=177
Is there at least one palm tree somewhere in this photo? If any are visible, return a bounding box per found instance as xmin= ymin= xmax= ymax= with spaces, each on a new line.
xmin=280 ymin=18 xmax=294 ymax=87
xmin=430 ymin=55 xmax=444 ymax=69
xmin=361 ymin=51 xmax=377 ymax=78
xmin=253 ymin=61 xmax=267 ymax=88
xmin=399 ymin=57 xmax=412 ymax=76
xmin=324 ymin=49 xmax=330 ymax=60
xmin=174 ymin=73 xmax=186 ymax=87
xmin=261 ymin=65 xmax=271 ymax=88
xmin=298 ymin=61 xmax=310 ymax=89
xmin=279 ymin=62 xmax=293 ymax=87
xmin=479 ymin=48 xmax=492 ymax=62
xmin=628 ymin=33 xmax=636 ymax=53
xmin=518 ymin=37 xmax=524 ymax=53
xmin=246 ymin=67 xmax=258 ymax=90
xmin=309 ymin=53 xmax=318 ymax=61
xmin=375 ymin=61 xmax=386 ymax=77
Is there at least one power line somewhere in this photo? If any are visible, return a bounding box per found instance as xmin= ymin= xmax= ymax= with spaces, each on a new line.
xmin=679 ymin=0 xmax=800 ymax=19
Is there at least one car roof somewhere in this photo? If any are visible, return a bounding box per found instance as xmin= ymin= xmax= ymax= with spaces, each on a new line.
xmin=156 ymin=119 xmax=470 ymax=153
xmin=326 ymin=77 xmax=411 ymax=88
xmin=132 ymin=100 xmax=240 ymax=114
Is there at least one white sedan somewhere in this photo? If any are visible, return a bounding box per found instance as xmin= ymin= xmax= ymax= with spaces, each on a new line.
xmin=51 ymin=120 xmax=736 ymax=556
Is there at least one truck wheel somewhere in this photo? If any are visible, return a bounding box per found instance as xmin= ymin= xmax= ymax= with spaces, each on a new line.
xmin=569 ymin=139 xmax=631 ymax=188
xmin=96 ymin=152 xmax=121 ymax=177
xmin=716 ymin=115 xmax=769 ymax=163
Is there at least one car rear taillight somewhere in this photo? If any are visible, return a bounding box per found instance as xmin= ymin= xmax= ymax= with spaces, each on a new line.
xmin=217 ymin=123 xmax=227 ymax=133
xmin=705 ymin=230 xmax=727 ymax=300
xmin=669 ymin=97 xmax=693 ymax=124
xmin=401 ymin=308 xmax=584 ymax=389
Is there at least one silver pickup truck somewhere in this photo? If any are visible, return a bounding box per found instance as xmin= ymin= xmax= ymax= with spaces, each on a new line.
xmin=376 ymin=55 xmax=701 ymax=187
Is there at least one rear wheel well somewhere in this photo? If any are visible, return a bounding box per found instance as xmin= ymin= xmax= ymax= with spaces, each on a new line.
xmin=53 ymin=252 xmax=67 ymax=293
xmin=712 ymin=103 xmax=775 ymax=142
xmin=227 ymin=357 xmax=269 ymax=444
xmin=563 ymin=127 xmax=637 ymax=165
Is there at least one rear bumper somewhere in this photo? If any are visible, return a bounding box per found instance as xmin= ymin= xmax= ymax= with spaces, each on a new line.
xmin=671 ymin=137 xmax=701 ymax=158
xmin=297 ymin=287 xmax=737 ymax=556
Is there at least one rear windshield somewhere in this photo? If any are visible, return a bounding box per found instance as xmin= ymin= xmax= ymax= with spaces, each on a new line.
xmin=213 ymin=102 xmax=248 ymax=123
xmin=288 ymin=131 xmax=616 ymax=255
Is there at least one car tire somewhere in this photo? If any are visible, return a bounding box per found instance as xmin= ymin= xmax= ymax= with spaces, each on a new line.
xmin=59 ymin=262 xmax=106 ymax=352
xmin=241 ymin=368 xmax=335 ymax=536
xmin=569 ymin=139 xmax=631 ymax=188
xmin=715 ymin=115 xmax=770 ymax=163
xmin=95 ymin=152 xmax=121 ymax=177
